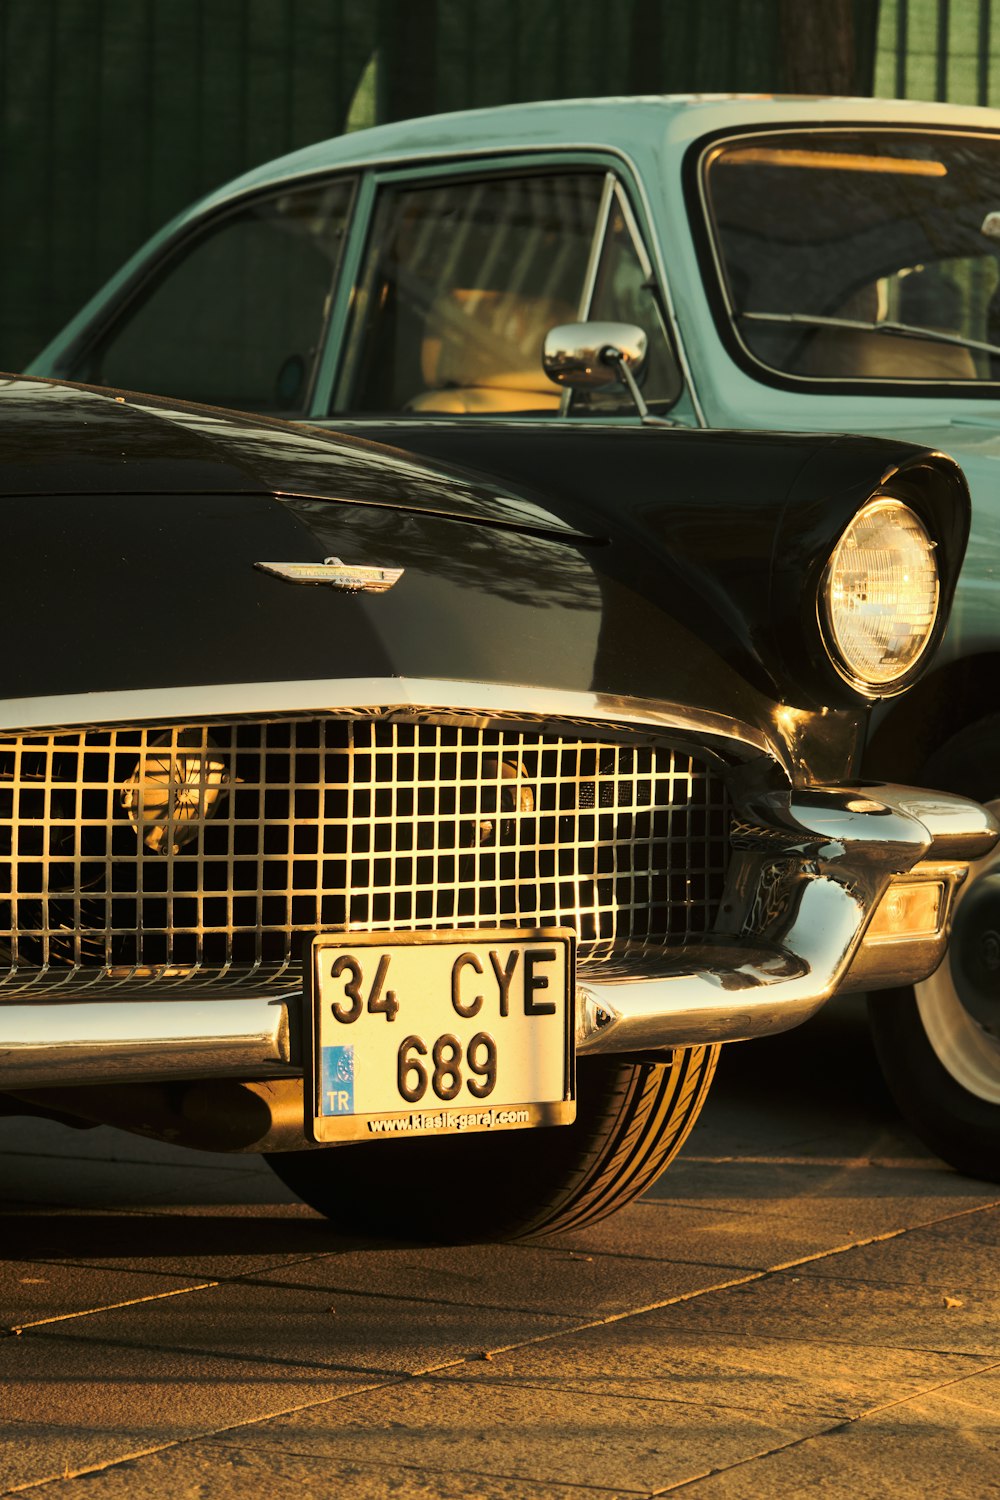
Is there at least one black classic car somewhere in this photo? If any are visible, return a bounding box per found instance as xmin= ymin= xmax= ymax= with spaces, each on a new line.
xmin=32 ymin=94 xmax=1000 ymax=1182
xmin=0 ymin=375 xmax=993 ymax=1239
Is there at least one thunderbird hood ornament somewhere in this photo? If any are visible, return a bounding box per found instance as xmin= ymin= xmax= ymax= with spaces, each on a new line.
xmin=255 ymin=556 xmax=404 ymax=592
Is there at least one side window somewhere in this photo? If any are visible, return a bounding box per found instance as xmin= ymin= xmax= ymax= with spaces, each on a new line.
xmin=73 ymin=179 xmax=355 ymax=415
xmin=571 ymin=188 xmax=682 ymax=414
xmin=336 ymin=172 xmax=605 ymax=415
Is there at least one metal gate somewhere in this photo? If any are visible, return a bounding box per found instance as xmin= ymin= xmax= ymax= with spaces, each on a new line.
xmin=876 ymin=0 xmax=997 ymax=105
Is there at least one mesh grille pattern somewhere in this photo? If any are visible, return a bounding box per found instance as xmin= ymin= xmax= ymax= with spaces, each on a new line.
xmin=0 ymin=718 xmax=732 ymax=991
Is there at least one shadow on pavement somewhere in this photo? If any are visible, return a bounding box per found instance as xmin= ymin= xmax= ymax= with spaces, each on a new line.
xmin=0 ymin=1211 xmax=402 ymax=1262
xmin=710 ymin=992 xmax=896 ymax=1124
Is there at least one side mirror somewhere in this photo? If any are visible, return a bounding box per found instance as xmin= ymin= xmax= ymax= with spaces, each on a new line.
xmin=542 ymin=322 xmax=648 ymax=389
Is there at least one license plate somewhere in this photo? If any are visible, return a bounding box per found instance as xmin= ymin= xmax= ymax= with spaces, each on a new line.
xmin=308 ymin=927 xmax=576 ymax=1143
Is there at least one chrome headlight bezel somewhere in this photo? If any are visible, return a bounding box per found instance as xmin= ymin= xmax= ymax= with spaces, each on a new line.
xmin=819 ymin=495 xmax=941 ymax=697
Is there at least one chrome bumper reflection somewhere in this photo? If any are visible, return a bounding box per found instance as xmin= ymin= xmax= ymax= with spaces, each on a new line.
xmin=577 ymin=783 xmax=996 ymax=1054
xmin=0 ymin=992 xmax=296 ymax=1089
xmin=0 ymin=783 xmax=994 ymax=1087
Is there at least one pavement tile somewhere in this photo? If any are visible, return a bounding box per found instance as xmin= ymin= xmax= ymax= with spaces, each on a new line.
xmin=0 ymin=1207 xmax=348 ymax=1283
xmin=218 ymin=1375 xmax=802 ymax=1494
xmin=647 ymin=1262 xmax=1000 ymax=1359
xmin=249 ymin=1239 xmax=729 ymax=1320
xmin=546 ymin=1168 xmax=1000 ymax=1274
xmin=546 ymin=1195 xmax=874 ymax=1271
xmin=0 ymin=1278 xmax=573 ymax=1492
xmin=680 ymin=1367 xmax=1000 ymax=1498
xmin=0 ymin=1347 xmax=374 ymax=1493
xmin=0 ymin=1259 xmax=208 ymax=1331
xmin=647 ymin=1154 xmax=999 ymax=1213
xmin=430 ymin=1310 xmax=977 ymax=1425
xmin=8 ymin=1276 xmax=572 ymax=1379
xmin=895 ymin=1209 xmax=1000 ymax=1254
xmin=795 ymin=1209 xmax=1000 ymax=1294
xmin=687 ymin=1094 xmax=928 ymax=1169
xmin=0 ymin=1131 xmax=294 ymax=1213
xmin=22 ymin=1436 xmax=602 ymax=1500
xmin=0 ymin=1115 xmax=348 ymax=1280
xmin=0 ymin=1156 xmax=290 ymax=1214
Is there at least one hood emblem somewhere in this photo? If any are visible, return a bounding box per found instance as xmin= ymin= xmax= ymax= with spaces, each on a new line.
xmin=255 ymin=556 xmax=404 ymax=592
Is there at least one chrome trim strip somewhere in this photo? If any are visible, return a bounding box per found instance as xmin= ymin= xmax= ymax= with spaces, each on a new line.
xmin=286 ymin=140 xmax=706 ymax=424
xmin=560 ymin=170 xmax=617 ymax=419
xmin=623 ymin=151 xmax=706 ymax=427
xmin=2 ymin=785 xmax=992 ymax=1086
xmin=218 ymin=140 xmax=661 ymax=217
xmin=579 ymin=172 xmax=617 ymax=318
xmin=0 ymin=995 xmax=295 ymax=1089
xmin=0 ymin=677 xmax=788 ymax=769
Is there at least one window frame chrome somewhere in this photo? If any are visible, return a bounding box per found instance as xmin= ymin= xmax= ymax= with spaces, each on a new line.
xmin=693 ymin=120 xmax=1000 ymax=397
xmin=320 ymin=148 xmax=692 ymax=423
xmin=59 ymin=174 xmax=362 ymax=416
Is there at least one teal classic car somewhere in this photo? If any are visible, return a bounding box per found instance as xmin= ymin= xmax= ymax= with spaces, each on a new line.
xmin=30 ymin=93 xmax=1000 ymax=1182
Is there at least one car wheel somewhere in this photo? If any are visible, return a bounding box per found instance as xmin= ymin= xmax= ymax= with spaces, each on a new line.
xmin=265 ymin=1045 xmax=718 ymax=1241
xmin=867 ymin=716 xmax=1000 ymax=1181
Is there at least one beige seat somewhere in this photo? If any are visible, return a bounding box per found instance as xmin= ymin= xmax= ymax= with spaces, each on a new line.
xmin=797 ymin=283 xmax=977 ymax=381
xmin=408 ymin=289 xmax=575 ymax=413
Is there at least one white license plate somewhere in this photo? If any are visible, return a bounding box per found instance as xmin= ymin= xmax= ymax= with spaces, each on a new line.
xmin=309 ymin=927 xmax=576 ymax=1143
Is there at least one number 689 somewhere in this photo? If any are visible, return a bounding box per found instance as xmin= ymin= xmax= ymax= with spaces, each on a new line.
xmin=396 ymin=1032 xmax=497 ymax=1103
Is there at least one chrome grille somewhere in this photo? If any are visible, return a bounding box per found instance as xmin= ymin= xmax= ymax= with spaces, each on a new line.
xmin=0 ymin=718 xmax=732 ymax=991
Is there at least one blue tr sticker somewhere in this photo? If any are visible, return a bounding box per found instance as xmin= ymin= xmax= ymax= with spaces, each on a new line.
xmin=320 ymin=1044 xmax=355 ymax=1115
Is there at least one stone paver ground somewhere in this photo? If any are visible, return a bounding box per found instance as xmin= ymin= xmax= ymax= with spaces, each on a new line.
xmin=2 ymin=996 xmax=999 ymax=1498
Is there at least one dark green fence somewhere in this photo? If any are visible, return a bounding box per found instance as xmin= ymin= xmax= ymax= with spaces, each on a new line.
xmin=876 ymin=0 xmax=998 ymax=104
xmin=1 ymin=0 xmax=376 ymax=368
xmin=0 ymin=0 xmax=883 ymax=369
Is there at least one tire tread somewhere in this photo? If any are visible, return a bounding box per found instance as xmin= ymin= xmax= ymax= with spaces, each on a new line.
xmin=266 ymin=1045 xmax=719 ymax=1241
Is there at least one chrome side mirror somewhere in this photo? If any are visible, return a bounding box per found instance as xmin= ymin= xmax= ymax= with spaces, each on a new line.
xmin=542 ymin=321 xmax=648 ymax=389
xmin=543 ymin=321 xmax=656 ymax=420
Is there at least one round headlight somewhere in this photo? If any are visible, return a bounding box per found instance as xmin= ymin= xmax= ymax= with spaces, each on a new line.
xmin=821 ymin=497 xmax=940 ymax=691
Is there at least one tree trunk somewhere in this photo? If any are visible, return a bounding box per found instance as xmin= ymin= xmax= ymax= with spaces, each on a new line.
xmin=778 ymin=0 xmax=875 ymax=95
xmin=378 ymin=0 xmax=439 ymax=123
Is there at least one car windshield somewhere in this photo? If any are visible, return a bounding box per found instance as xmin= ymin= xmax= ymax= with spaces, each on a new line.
xmin=701 ymin=128 xmax=1000 ymax=385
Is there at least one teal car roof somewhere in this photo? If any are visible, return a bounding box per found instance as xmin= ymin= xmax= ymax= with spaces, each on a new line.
xmin=31 ymin=91 xmax=1000 ymax=389
xmin=192 ymin=93 xmax=1000 ymax=215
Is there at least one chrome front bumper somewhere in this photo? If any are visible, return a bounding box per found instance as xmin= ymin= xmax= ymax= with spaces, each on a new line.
xmin=0 ymin=783 xmax=994 ymax=1091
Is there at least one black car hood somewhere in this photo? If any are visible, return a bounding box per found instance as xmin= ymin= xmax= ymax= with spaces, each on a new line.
xmin=0 ymin=378 xmax=588 ymax=540
xmin=0 ymin=380 xmax=969 ymax=786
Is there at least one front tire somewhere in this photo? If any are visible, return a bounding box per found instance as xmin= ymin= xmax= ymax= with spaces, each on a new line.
xmin=868 ymin=717 xmax=1000 ymax=1181
xmin=265 ymin=1046 xmax=718 ymax=1241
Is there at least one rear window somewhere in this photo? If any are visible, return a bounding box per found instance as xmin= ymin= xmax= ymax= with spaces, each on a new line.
xmin=701 ymin=129 xmax=1000 ymax=385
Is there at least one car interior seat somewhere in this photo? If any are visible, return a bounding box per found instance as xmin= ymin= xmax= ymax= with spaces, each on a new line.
xmin=796 ymin=279 xmax=978 ymax=381
xmin=407 ymin=289 xmax=575 ymax=412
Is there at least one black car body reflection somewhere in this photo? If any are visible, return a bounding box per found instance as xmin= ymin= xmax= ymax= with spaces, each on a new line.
xmin=0 ymin=376 xmax=992 ymax=1240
